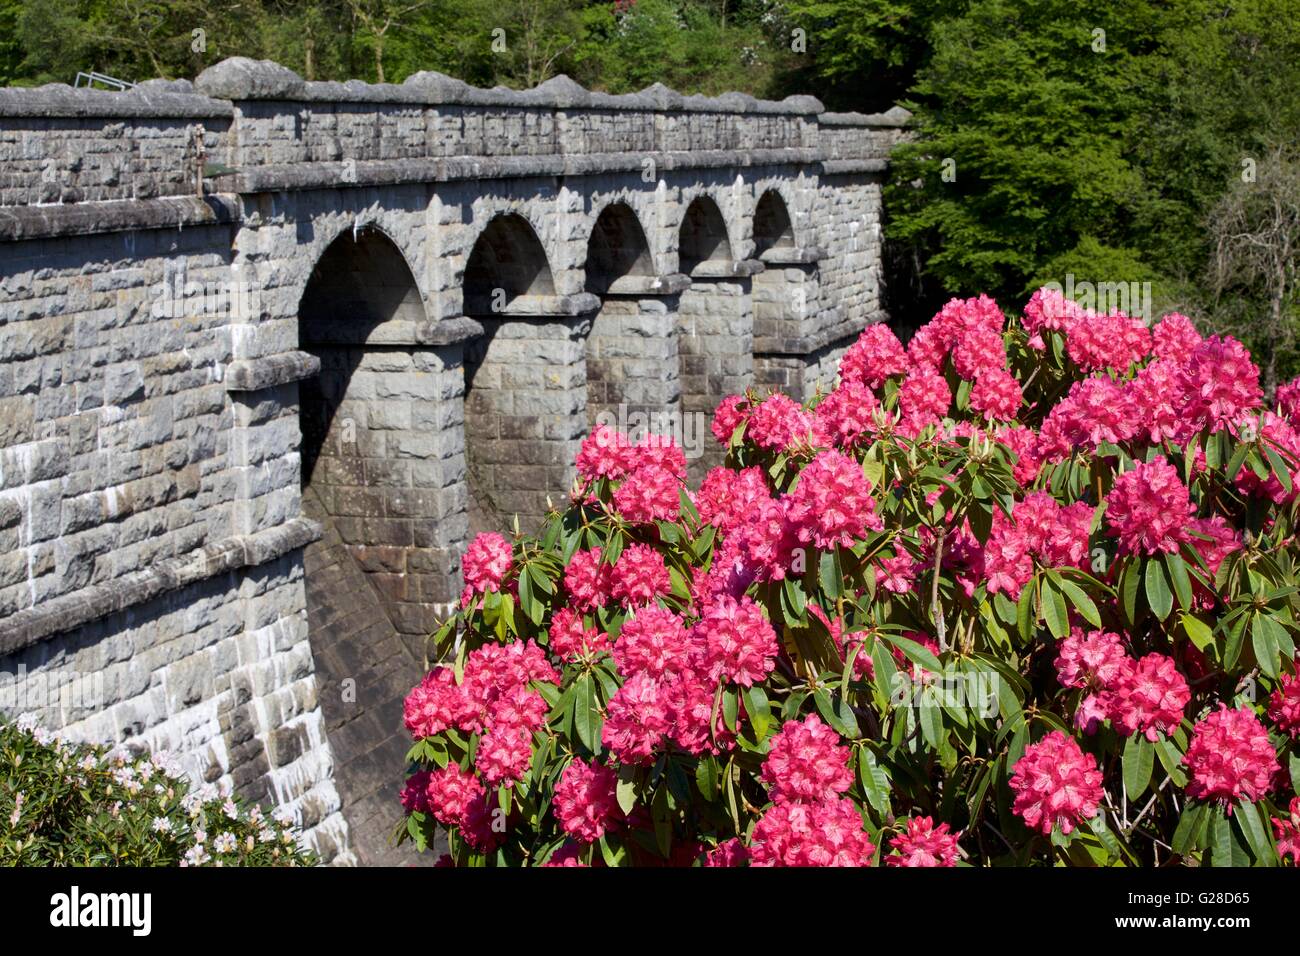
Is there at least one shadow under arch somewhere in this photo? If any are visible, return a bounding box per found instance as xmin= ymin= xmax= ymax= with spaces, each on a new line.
xmin=753 ymin=189 xmax=798 ymax=258
xmin=460 ymin=211 xmax=573 ymax=538
xmin=678 ymin=195 xmax=733 ymax=275
xmin=296 ymin=223 xmax=447 ymax=867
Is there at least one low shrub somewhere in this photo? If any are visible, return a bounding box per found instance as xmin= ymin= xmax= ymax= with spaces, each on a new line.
xmin=0 ymin=715 xmax=315 ymax=866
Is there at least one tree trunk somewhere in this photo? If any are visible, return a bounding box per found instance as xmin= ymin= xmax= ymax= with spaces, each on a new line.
xmin=374 ymin=36 xmax=385 ymax=84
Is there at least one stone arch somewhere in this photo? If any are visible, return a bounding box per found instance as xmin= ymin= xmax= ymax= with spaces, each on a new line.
xmin=296 ymin=223 xmax=456 ymax=866
xmin=678 ymin=195 xmax=733 ymax=275
xmin=753 ymin=189 xmax=798 ymax=258
xmin=584 ymin=201 xmax=656 ymax=294
xmin=461 ymin=210 xmax=582 ymax=537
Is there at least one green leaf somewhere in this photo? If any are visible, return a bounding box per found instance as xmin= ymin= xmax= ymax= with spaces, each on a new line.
xmin=745 ymin=685 xmax=772 ymax=741
xmin=1015 ymin=581 xmax=1036 ymax=642
xmin=695 ymin=757 xmax=720 ymax=801
xmin=857 ymin=748 xmax=891 ymax=815
xmin=813 ymin=688 xmax=860 ymax=739
xmin=1265 ymin=446 xmax=1294 ymax=494
xmin=1164 ymin=553 xmax=1193 ymax=611
xmin=1120 ymin=560 xmax=1142 ymax=626
xmin=616 ymin=777 xmax=637 ymax=816
xmin=1122 ymin=734 xmax=1154 ymax=798
xmin=572 ymin=674 xmax=601 ymax=753
xmin=1056 ymin=576 xmax=1101 ymax=628
xmin=1172 ymin=801 xmax=1207 ymax=856
xmin=1233 ymin=799 xmax=1272 ymax=864
xmin=1251 ymin=614 xmax=1281 ymax=679
xmin=1145 ymin=558 xmax=1173 ymax=621
xmin=1210 ymin=807 xmax=1233 ymax=867
xmin=1041 ymin=578 xmax=1069 ymax=639
xmin=1181 ymin=613 xmax=1215 ymax=652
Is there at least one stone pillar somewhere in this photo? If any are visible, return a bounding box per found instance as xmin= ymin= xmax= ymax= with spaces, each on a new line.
xmin=677 ymin=261 xmax=761 ymax=482
xmin=463 ymin=293 xmax=597 ymax=536
xmin=585 ymin=273 xmax=688 ymax=431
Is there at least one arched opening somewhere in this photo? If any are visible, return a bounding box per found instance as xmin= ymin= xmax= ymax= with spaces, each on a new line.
xmin=462 ymin=213 xmax=577 ymax=537
xmin=678 ymin=196 xmax=733 ymax=275
xmin=677 ymin=195 xmax=753 ymax=481
xmin=583 ymin=203 xmax=678 ymax=432
xmin=753 ymin=190 xmax=797 ymax=258
xmin=463 ymin=213 xmax=554 ymax=313
xmin=297 ymin=225 xmax=455 ymax=866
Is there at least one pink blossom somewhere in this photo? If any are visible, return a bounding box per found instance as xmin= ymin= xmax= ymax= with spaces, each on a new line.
xmin=602 ymin=672 xmax=672 ymax=764
xmin=813 ymin=379 xmax=879 ymax=448
xmin=693 ymin=594 xmax=779 ymax=687
xmin=1272 ymin=798 xmax=1300 ymax=864
xmin=886 ymin=816 xmax=961 ymax=867
xmin=840 ymin=323 xmax=908 ymax=389
xmin=969 ymin=367 xmax=1022 ymax=420
xmin=425 ymin=764 xmax=484 ymax=828
xmin=703 ymin=838 xmax=751 ymax=867
xmin=1152 ymin=312 xmax=1202 ymax=364
xmin=1184 ymin=706 xmax=1279 ymax=805
xmin=553 ymin=759 xmax=621 ymax=843
xmin=1105 ymin=457 xmax=1194 ymax=556
xmin=711 ymin=395 xmax=749 ymax=446
xmin=1066 ymin=310 xmax=1151 ymax=372
xmin=564 ymin=548 xmax=612 ymax=612
xmin=548 ymin=608 xmax=609 ymax=663
xmin=461 ymin=532 xmax=512 ymax=606
xmin=610 ymin=543 xmax=671 ymax=608
xmin=759 ymin=714 xmax=853 ymax=803
xmin=784 ymin=449 xmax=883 ymax=549
xmin=1182 ymin=336 xmax=1263 ymax=433
xmin=576 ymin=425 xmax=637 ymax=481
xmin=746 ymin=393 xmax=815 ymax=453
xmin=612 ymin=605 xmax=691 ymax=679
xmin=1268 ymin=674 xmax=1300 ymax=738
xmin=1008 ymin=731 xmax=1104 ymax=835
xmin=749 ymin=798 xmax=876 ymax=867
xmin=612 ymin=464 xmax=682 ymax=523
xmin=695 ymin=466 xmax=771 ymax=533
xmin=898 ymin=365 xmax=951 ymax=434
xmin=1022 ymin=287 xmax=1086 ymax=348
xmin=1106 ymin=654 xmax=1190 ymax=741
xmin=1054 ymin=628 xmax=1130 ymax=690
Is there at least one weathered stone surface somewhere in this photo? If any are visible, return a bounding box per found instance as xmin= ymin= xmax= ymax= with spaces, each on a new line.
xmin=0 ymin=57 xmax=903 ymax=865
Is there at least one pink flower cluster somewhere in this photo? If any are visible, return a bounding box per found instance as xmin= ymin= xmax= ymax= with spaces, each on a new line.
xmin=1008 ymin=731 xmax=1104 ymax=835
xmin=1105 ymin=458 xmax=1194 ymax=556
xmin=886 ymin=816 xmax=961 ymax=867
xmin=461 ymin=532 xmax=512 ymax=606
xmin=759 ymin=715 xmax=853 ymax=803
xmin=552 ymin=758 xmax=622 ymax=843
xmin=548 ymin=608 xmax=610 ymax=662
xmin=1055 ymin=630 xmax=1189 ymax=740
xmin=1269 ymin=674 xmax=1300 ymax=738
xmin=563 ymin=545 xmax=670 ymax=611
xmin=784 ymin=450 xmax=883 ymax=549
xmin=1183 ymin=706 xmax=1279 ymax=805
xmin=983 ymin=492 xmax=1094 ymax=596
xmin=748 ymin=798 xmax=877 ymax=867
xmin=403 ymin=641 xmax=558 ymax=791
xmin=575 ymin=426 xmax=686 ymax=523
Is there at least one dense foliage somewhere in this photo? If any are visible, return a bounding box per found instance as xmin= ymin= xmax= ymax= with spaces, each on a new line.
xmin=399 ymin=290 xmax=1300 ymax=866
xmin=0 ymin=715 xmax=315 ymax=866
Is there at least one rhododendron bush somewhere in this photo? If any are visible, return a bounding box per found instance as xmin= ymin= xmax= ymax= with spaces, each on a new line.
xmin=399 ymin=289 xmax=1300 ymax=867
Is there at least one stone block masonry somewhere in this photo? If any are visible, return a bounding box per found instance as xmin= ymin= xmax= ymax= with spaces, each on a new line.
xmin=0 ymin=56 xmax=907 ymax=863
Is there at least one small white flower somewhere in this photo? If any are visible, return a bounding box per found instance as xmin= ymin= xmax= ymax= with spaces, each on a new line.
xmin=222 ymin=798 xmax=239 ymax=820
xmin=183 ymin=844 xmax=210 ymax=867
xmin=214 ymin=832 xmax=237 ymax=854
xmin=151 ymin=817 xmax=173 ymax=834
xmin=272 ymin=806 xmax=294 ymax=827
xmin=15 ymin=713 xmax=39 ymax=733
xmin=10 ymin=792 xmax=23 ymax=826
